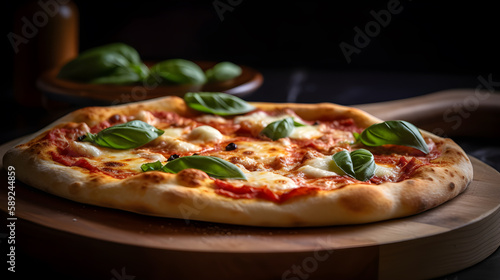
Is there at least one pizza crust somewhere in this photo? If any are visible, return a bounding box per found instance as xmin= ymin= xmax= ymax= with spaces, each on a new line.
xmin=2 ymin=96 xmax=473 ymax=227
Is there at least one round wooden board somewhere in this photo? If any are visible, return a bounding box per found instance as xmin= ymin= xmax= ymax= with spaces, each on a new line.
xmin=1 ymin=139 xmax=499 ymax=280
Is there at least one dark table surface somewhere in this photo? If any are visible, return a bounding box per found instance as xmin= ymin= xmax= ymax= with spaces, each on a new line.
xmin=1 ymin=69 xmax=499 ymax=279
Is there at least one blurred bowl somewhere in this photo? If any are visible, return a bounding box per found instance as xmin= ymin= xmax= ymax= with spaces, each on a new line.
xmin=37 ymin=61 xmax=263 ymax=106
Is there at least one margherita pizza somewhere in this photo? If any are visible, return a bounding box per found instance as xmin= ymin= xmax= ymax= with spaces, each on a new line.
xmin=2 ymin=92 xmax=473 ymax=227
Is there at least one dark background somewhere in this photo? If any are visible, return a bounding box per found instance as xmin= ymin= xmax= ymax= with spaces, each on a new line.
xmin=4 ymin=0 xmax=500 ymax=87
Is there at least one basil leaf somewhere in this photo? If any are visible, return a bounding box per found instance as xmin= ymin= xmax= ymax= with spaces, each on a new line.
xmin=332 ymin=149 xmax=376 ymax=181
xmin=141 ymin=160 xmax=164 ymax=172
xmin=260 ymin=117 xmax=306 ymax=141
xmin=57 ymin=43 xmax=149 ymax=84
xmin=78 ymin=42 xmax=144 ymax=65
xmin=141 ymin=156 xmax=247 ymax=180
xmin=184 ymin=92 xmax=256 ymax=116
xmin=332 ymin=150 xmax=355 ymax=177
xmin=81 ymin=120 xmax=164 ymax=149
xmin=88 ymin=65 xmax=148 ymax=85
xmin=260 ymin=117 xmax=295 ymax=141
xmin=148 ymin=59 xmax=206 ymax=85
xmin=205 ymin=61 xmax=242 ymax=82
xmin=358 ymin=120 xmax=429 ymax=154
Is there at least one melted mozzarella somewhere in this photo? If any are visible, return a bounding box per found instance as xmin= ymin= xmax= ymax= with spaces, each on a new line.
xmin=196 ymin=114 xmax=227 ymax=123
xmin=289 ymin=125 xmax=322 ymax=140
xmin=70 ymin=141 xmax=102 ymax=157
xmin=298 ymin=156 xmax=340 ymax=178
xmin=159 ymin=137 xmax=201 ymax=153
xmin=80 ymin=148 xmax=167 ymax=172
xmin=235 ymin=171 xmax=298 ymax=191
xmin=149 ymin=128 xmax=201 ymax=153
xmin=134 ymin=110 xmax=158 ymax=125
xmin=234 ymin=141 xmax=288 ymax=165
xmin=298 ymin=165 xmax=339 ymax=178
xmin=234 ymin=111 xmax=286 ymax=127
xmin=374 ymin=164 xmax=399 ymax=178
xmin=234 ymin=112 xmax=299 ymax=136
xmin=187 ymin=125 xmax=223 ymax=143
xmin=161 ymin=127 xmax=185 ymax=138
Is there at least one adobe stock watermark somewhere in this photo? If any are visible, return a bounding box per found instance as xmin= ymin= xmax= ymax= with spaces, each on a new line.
xmin=432 ymin=73 xmax=499 ymax=137
xmin=212 ymin=0 xmax=243 ymax=21
xmin=8 ymin=0 xmax=72 ymax=54
xmin=110 ymin=73 xmax=162 ymax=105
xmin=178 ymin=192 xmax=210 ymax=225
xmin=110 ymin=267 xmax=135 ymax=280
xmin=339 ymin=0 xmax=407 ymax=64
xmin=281 ymin=236 xmax=335 ymax=280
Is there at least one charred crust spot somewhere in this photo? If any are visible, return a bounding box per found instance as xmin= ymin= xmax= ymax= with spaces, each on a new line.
xmin=449 ymin=182 xmax=456 ymax=190
xmin=141 ymin=172 xmax=168 ymax=184
xmin=406 ymin=180 xmax=416 ymax=186
xmin=104 ymin=161 xmax=125 ymax=167
xmin=176 ymin=168 xmax=209 ymax=187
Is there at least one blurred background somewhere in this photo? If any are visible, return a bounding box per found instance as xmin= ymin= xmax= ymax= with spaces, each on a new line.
xmin=4 ymin=0 xmax=500 ymax=148
xmin=4 ymin=0 xmax=500 ymax=101
xmin=3 ymin=0 xmax=500 ymax=150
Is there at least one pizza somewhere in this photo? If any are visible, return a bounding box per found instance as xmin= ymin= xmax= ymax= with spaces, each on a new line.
xmin=2 ymin=92 xmax=473 ymax=227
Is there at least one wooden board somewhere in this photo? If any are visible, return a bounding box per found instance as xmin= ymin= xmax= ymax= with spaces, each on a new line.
xmin=1 ymin=90 xmax=500 ymax=279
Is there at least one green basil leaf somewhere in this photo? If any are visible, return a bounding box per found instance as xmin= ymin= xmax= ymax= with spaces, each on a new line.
xmin=332 ymin=150 xmax=355 ymax=177
xmin=148 ymin=59 xmax=206 ymax=85
xmin=57 ymin=43 xmax=149 ymax=84
xmin=77 ymin=42 xmax=143 ymax=65
xmin=88 ymin=65 xmax=147 ymax=85
xmin=141 ymin=160 xmax=164 ymax=172
xmin=81 ymin=120 xmax=164 ymax=149
xmin=350 ymin=149 xmax=376 ymax=181
xmin=260 ymin=117 xmax=295 ymax=141
xmin=357 ymin=120 xmax=429 ymax=154
xmin=141 ymin=156 xmax=247 ymax=180
xmin=58 ymin=52 xmax=129 ymax=81
xmin=260 ymin=117 xmax=306 ymax=141
xmin=184 ymin=92 xmax=256 ymax=116
xmin=293 ymin=121 xmax=306 ymax=127
xmin=205 ymin=61 xmax=242 ymax=82
xmin=332 ymin=149 xmax=375 ymax=181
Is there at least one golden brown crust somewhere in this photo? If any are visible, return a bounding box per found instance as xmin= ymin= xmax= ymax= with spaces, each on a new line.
xmin=2 ymin=96 xmax=473 ymax=227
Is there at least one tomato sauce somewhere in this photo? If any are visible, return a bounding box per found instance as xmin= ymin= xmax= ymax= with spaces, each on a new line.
xmin=213 ymin=179 xmax=320 ymax=203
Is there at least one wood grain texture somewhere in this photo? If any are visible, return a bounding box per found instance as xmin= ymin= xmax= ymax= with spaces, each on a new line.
xmin=354 ymin=88 xmax=500 ymax=137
